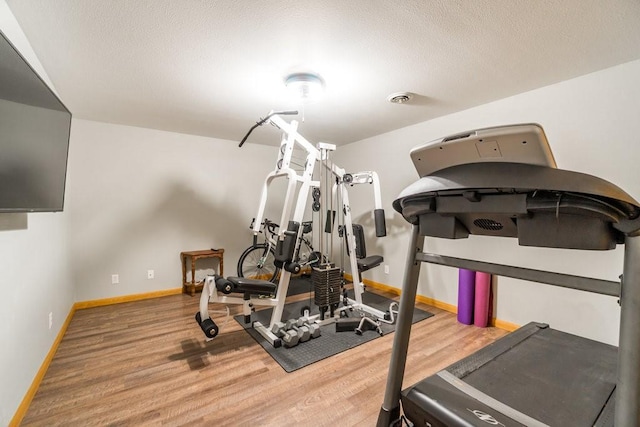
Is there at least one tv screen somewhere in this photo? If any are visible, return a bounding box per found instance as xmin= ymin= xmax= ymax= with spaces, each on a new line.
xmin=0 ymin=29 xmax=71 ymax=212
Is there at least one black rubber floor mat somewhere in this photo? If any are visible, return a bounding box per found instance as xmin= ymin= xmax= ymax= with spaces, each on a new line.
xmin=234 ymin=292 xmax=433 ymax=372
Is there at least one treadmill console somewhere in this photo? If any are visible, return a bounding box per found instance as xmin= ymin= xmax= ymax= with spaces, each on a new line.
xmin=410 ymin=123 xmax=557 ymax=177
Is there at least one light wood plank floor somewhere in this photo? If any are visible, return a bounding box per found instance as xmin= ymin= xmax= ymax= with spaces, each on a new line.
xmin=22 ymin=289 xmax=508 ymax=426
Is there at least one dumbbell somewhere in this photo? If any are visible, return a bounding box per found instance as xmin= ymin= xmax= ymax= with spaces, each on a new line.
xmin=301 ymin=318 xmax=321 ymax=339
xmin=296 ymin=317 xmax=320 ymax=339
xmin=271 ymin=322 xmax=300 ymax=348
xmin=286 ymin=318 xmax=311 ymax=342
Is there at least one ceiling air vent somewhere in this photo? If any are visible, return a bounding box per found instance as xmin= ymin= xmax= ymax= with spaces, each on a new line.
xmin=473 ymin=218 xmax=504 ymax=231
xmin=387 ymin=92 xmax=413 ymax=104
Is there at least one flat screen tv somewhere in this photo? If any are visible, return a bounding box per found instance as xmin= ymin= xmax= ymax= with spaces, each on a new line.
xmin=0 ymin=29 xmax=71 ymax=212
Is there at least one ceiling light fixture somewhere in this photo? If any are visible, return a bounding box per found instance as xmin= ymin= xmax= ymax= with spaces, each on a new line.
xmin=387 ymin=92 xmax=413 ymax=104
xmin=284 ymin=72 xmax=325 ymax=103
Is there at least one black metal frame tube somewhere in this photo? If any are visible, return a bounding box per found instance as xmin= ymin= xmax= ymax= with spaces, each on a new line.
xmin=416 ymin=252 xmax=620 ymax=297
xmin=377 ymin=225 xmax=423 ymax=426
xmin=616 ymin=235 xmax=640 ymax=424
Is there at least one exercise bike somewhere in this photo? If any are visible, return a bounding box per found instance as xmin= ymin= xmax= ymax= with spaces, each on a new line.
xmin=237 ymin=217 xmax=323 ymax=283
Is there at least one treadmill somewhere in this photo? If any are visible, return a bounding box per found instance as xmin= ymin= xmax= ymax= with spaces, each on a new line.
xmin=377 ymin=125 xmax=640 ymax=426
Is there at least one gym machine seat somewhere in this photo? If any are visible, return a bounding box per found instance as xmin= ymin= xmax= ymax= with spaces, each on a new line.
xmin=377 ymin=161 xmax=640 ymax=426
xmin=215 ymin=275 xmax=277 ymax=296
xmin=357 ymin=255 xmax=383 ymax=273
xmin=195 ymin=274 xmax=278 ymax=341
xmin=351 ymin=224 xmax=384 ymax=273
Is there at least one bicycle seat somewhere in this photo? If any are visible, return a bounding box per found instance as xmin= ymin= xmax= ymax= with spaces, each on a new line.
xmin=302 ymin=221 xmax=313 ymax=234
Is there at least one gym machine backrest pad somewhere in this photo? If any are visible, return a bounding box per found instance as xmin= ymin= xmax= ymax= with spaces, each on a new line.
xmin=342 ymin=224 xmax=384 ymax=275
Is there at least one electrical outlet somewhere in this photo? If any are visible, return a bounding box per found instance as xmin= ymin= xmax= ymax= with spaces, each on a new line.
xmin=48 ymin=312 xmax=53 ymax=330
xmin=384 ymin=264 xmax=390 ymax=274
xmin=147 ymin=269 xmax=154 ymax=279
xmin=111 ymin=274 xmax=119 ymax=284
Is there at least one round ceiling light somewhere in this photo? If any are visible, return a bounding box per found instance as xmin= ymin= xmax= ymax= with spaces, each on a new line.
xmin=285 ymin=72 xmax=325 ymax=103
xmin=387 ymin=92 xmax=413 ymax=104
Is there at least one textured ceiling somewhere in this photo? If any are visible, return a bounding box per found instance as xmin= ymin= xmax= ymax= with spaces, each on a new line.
xmin=6 ymin=0 xmax=640 ymax=146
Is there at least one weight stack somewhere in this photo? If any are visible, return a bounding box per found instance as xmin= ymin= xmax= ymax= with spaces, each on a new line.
xmin=312 ymin=265 xmax=341 ymax=319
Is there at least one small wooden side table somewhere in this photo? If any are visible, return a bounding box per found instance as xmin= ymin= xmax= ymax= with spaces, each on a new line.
xmin=180 ymin=249 xmax=224 ymax=296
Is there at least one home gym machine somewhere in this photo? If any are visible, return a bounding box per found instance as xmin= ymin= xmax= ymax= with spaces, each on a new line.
xmin=195 ymin=111 xmax=393 ymax=347
xmin=377 ymin=124 xmax=640 ymax=426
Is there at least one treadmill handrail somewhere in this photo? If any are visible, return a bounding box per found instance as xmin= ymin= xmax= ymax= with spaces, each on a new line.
xmin=416 ymin=252 xmax=621 ymax=297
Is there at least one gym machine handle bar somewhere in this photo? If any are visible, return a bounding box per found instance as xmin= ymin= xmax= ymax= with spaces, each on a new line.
xmin=238 ymin=110 xmax=299 ymax=147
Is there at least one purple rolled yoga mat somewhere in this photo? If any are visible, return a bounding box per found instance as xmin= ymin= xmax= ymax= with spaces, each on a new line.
xmin=474 ymin=272 xmax=491 ymax=327
xmin=457 ymin=269 xmax=476 ymax=325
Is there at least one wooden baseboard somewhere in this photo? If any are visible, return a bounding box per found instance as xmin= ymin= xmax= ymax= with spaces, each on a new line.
xmin=347 ymin=274 xmax=520 ymax=331
xmin=492 ymin=318 xmax=520 ymax=332
xmin=10 ymin=287 xmax=184 ymax=425
xmin=9 ymin=304 xmax=77 ymax=426
xmin=74 ymin=288 xmax=183 ymax=310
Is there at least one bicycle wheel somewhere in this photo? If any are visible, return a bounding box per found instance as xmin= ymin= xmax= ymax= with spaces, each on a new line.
xmin=237 ymin=244 xmax=281 ymax=283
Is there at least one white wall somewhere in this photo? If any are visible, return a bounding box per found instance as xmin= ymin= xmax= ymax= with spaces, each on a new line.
xmin=3 ymin=0 xmax=638 ymax=419
xmin=2 ymin=3 xmax=285 ymax=419
xmin=67 ymin=119 xmax=283 ymax=301
xmin=336 ymin=59 xmax=640 ymax=346
xmin=0 ymin=1 xmax=74 ymax=424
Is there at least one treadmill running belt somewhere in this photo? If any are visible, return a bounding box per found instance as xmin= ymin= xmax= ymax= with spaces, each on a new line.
xmin=402 ymin=323 xmax=618 ymax=426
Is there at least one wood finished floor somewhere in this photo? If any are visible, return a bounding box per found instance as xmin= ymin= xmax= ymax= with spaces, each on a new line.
xmin=22 ymin=289 xmax=508 ymax=426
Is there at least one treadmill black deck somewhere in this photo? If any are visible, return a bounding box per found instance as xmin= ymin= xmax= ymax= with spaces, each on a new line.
xmin=402 ymin=323 xmax=617 ymax=427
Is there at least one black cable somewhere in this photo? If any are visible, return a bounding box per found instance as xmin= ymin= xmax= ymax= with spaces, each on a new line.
xmin=238 ymin=110 xmax=298 ymax=147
